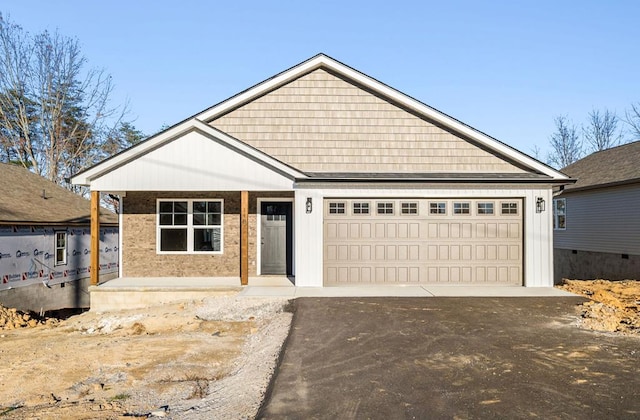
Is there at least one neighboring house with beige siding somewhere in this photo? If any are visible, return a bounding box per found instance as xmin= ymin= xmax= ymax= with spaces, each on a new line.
xmin=72 ymin=54 xmax=571 ymax=289
xmin=554 ymin=141 xmax=640 ymax=283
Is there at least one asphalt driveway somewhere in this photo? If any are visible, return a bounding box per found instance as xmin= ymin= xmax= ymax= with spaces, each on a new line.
xmin=259 ymin=297 xmax=640 ymax=419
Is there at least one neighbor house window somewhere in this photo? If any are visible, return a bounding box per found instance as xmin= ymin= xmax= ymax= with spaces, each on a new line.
xmin=157 ymin=200 xmax=223 ymax=253
xmin=401 ymin=202 xmax=418 ymax=215
xmin=477 ymin=202 xmax=494 ymax=215
xmin=453 ymin=202 xmax=470 ymax=215
xmin=553 ymin=198 xmax=566 ymax=230
xmin=329 ymin=202 xmax=346 ymax=214
xmin=501 ymin=202 xmax=518 ymax=215
xmin=429 ymin=202 xmax=446 ymax=215
xmin=377 ymin=202 xmax=394 ymax=214
xmin=55 ymin=231 xmax=67 ymax=265
xmin=353 ymin=202 xmax=370 ymax=215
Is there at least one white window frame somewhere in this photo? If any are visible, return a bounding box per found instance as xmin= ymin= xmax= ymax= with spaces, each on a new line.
xmin=54 ymin=231 xmax=67 ymax=266
xmin=156 ymin=199 xmax=224 ymax=254
xmin=553 ymin=198 xmax=566 ymax=230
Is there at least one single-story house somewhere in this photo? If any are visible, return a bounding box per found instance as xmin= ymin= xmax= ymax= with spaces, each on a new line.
xmin=72 ymin=54 xmax=571 ymax=288
xmin=554 ymin=141 xmax=640 ymax=282
xmin=0 ymin=163 xmax=118 ymax=311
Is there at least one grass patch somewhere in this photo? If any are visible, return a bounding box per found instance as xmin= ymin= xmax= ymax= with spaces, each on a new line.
xmin=111 ymin=393 xmax=130 ymax=401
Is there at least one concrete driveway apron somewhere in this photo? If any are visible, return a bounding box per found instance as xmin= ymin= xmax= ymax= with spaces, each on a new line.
xmin=258 ymin=297 xmax=640 ymax=419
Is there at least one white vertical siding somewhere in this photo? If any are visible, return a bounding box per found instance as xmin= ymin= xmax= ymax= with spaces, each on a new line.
xmin=293 ymin=186 xmax=555 ymax=287
xmin=295 ymin=190 xmax=325 ymax=287
xmin=92 ymin=131 xmax=295 ymax=191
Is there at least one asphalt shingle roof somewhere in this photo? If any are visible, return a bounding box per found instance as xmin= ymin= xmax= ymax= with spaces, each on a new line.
xmin=0 ymin=163 xmax=117 ymax=225
xmin=561 ymin=141 xmax=640 ymax=192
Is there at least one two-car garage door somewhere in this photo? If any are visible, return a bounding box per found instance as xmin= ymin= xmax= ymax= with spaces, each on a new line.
xmin=323 ymin=198 xmax=523 ymax=285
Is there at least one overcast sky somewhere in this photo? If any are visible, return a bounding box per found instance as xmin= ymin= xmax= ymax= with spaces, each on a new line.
xmin=3 ymin=0 xmax=639 ymax=159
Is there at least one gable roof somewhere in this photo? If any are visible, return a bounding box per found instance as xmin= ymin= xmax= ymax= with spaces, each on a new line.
xmin=0 ymin=163 xmax=117 ymax=225
xmin=561 ymin=140 xmax=640 ymax=192
xmin=72 ymin=118 xmax=306 ymax=188
xmin=73 ymin=54 xmax=570 ymax=187
xmin=197 ymin=54 xmax=569 ymax=181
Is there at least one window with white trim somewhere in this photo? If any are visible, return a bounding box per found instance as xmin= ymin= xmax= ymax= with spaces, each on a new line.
xmin=329 ymin=202 xmax=346 ymax=214
xmin=429 ymin=202 xmax=446 ymax=215
xmin=477 ymin=202 xmax=494 ymax=215
xmin=353 ymin=202 xmax=370 ymax=215
xmin=401 ymin=202 xmax=418 ymax=215
xmin=501 ymin=202 xmax=518 ymax=215
xmin=377 ymin=202 xmax=394 ymax=215
xmin=55 ymin=231 xmax=67 ymax=265
xmin=453 ymin=202 xmax=470 ymax=215
xmin=157 ymin=200 xmax=223 ymax=253
xmin=553 ymin=198 xmax=566 ymax=230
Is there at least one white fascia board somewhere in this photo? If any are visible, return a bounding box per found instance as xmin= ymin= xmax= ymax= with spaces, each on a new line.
xmin=197 ymin=54 xmax=568 ymax=181
xmin=71 ymin=118 xmax=307 ymax=187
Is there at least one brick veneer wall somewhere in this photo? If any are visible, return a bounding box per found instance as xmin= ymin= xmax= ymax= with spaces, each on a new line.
xmin=122 ymin=191 xmax=293 ymax=278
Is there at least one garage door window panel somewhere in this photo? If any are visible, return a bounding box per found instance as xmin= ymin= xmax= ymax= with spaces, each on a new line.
xmin=453 ymin=202 xmax=470 ymax=215
xmin=430 ymin=202 xmax=447 ymax=215
xmin=329 ymin=202 xmax=346 ymax=214
xmin=377 ymin=202 xmax=394 ymax=215
xmin=501 ymin=202 xmax=519 ymax=215
xmin=353 ymin=202 xmax=370 ymax=215
xmin=401 ymin=202 xmax=418 ymax=215
xmin=477 ymin=202 xmax=494 ymax=215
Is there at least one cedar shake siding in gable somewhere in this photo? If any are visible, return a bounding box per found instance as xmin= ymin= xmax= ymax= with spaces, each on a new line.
xmin=210 ymin=69 xmax=526 ymax=174
xmin=121 ymin=191 xmax=293 ymax=278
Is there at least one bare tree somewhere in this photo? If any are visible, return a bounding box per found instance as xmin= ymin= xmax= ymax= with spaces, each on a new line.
xmin=0 ymin=13 xmax=126 ymax=187
xmin=582 ymin=108 xmax=623 ymax=152
xmin=625 ymin=102 xmax=640 ymax=141
xmin=548 ymin=116 xmax=582 ymax=169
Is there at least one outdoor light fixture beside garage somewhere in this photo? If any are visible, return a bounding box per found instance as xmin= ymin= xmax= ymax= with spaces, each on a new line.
xmin=536 ymin=197 xmax=546 ymax=213
xmin=306 ymin=197 xmax=312 ymax=214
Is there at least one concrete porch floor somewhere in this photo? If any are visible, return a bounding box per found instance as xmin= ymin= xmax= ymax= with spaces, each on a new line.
xmin=89 ymin=276 xmax=576 ymax=311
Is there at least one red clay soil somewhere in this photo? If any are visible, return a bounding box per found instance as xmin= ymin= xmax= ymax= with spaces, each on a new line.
xmin=558 ymin=279 xmax=640 ymax=335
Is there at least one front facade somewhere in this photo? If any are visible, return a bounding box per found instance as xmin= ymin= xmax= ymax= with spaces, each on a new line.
xmin=72 ymin=54 xmax=570 ymax=288
xmin=554 ymin=141 xmax=640 ymax=282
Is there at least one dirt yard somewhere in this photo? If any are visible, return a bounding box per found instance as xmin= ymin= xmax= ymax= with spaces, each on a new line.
xmin=1 ymin=280 xmax=638 ymax=418
xmin=0 ymin=295 xmax=292 ymax=419
xmin=558 ymin=279 xmax=640 ymax=335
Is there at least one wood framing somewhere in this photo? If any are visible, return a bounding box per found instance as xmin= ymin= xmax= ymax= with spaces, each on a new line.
xmin=240 ymin=190 xmax=249 ymax=285
xmin=90 ymin=191 xmax=100 ymax=286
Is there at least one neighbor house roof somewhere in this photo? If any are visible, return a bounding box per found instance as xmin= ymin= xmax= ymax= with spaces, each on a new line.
xmin=0 ymin=163 xmax=117 ymax=225
xmin=561 ymin=140 xmax=640 ymax=192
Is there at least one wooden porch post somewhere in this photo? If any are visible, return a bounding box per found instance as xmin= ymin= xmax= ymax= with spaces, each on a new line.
xmin=90 ymin=190 xmax=100 ymax=286
xmin=240 ymin=191 xmax=249 ymax=286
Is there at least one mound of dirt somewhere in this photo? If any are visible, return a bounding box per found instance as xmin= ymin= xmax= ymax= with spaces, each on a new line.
xmin=558 ymin=279 xmax=640 ymax=335
xmin=0 ymin=304 xmax=59 ymax=330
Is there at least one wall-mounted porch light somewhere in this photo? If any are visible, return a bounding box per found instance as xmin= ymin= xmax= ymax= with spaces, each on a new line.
xmin=536 ymin=197 xmax=546 ymax=213
xmin=306 ymin=197 xmax=313 ymax=214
